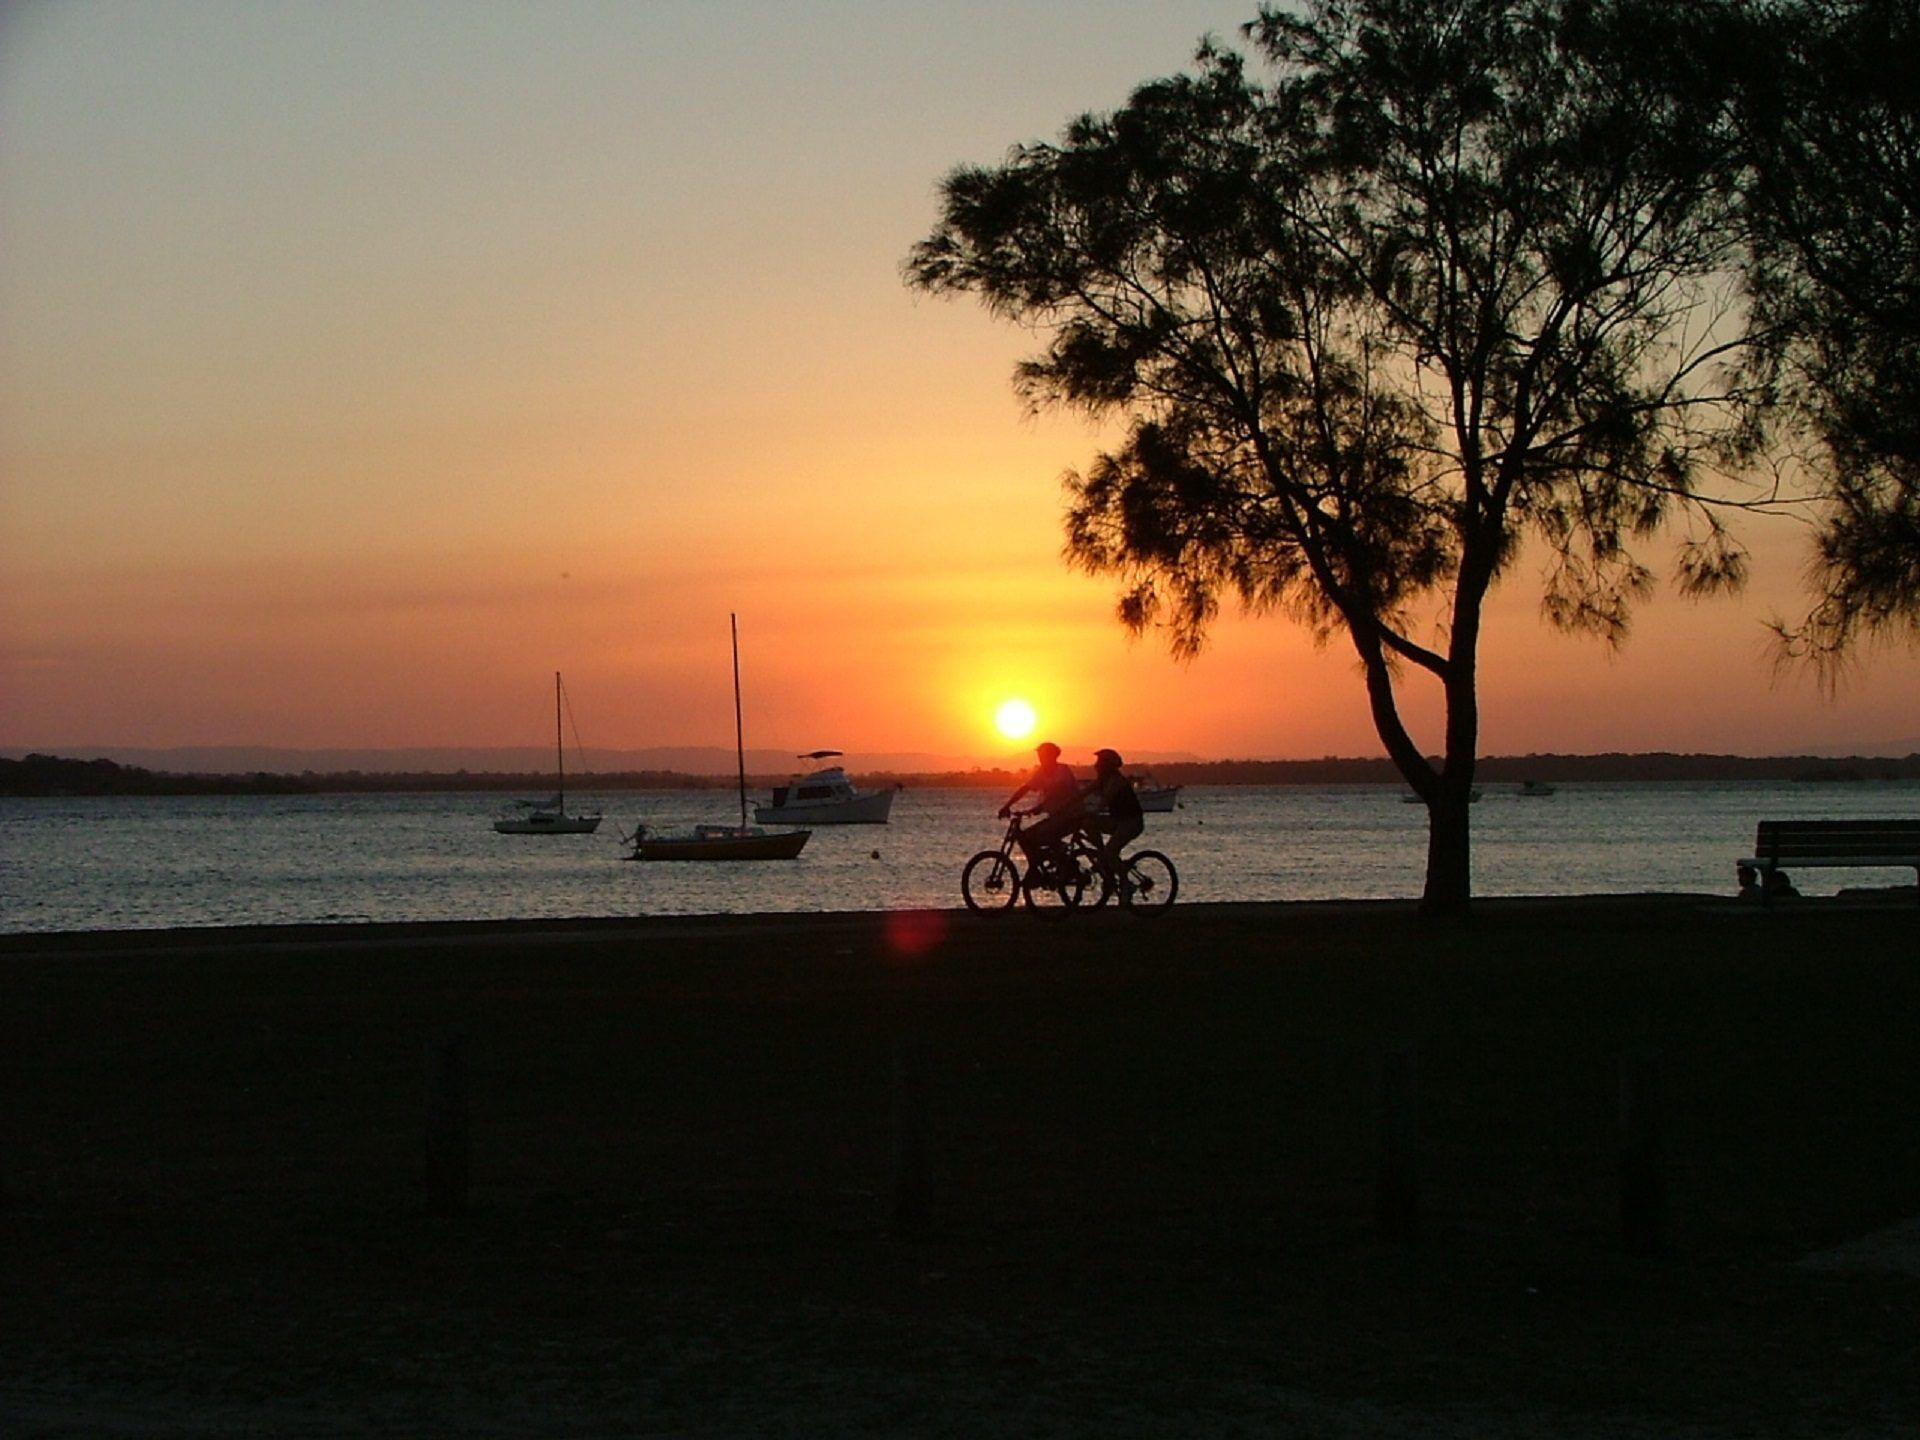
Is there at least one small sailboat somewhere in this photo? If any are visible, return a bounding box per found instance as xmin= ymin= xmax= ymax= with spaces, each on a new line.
xmin=493 ymin=672 xmax=602 ymax=835
xmin=627 ymin=615 xmax=811 ymax=861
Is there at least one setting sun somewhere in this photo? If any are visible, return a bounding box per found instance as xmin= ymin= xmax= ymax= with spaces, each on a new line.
xmin=994 ymin=697 xmax=1038 ymax=741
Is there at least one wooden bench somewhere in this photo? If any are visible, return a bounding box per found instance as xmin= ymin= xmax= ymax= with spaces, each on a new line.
xmin=1739 ymin=819 xmax=1920 ymax=903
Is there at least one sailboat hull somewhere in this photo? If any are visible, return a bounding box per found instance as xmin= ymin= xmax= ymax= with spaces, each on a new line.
xmin=754 ymin=788 xmax=894 ymax=825
xmin=494 ymin=814 xmax=603 ymax=835
xmin=628 ymin=825 xmax=809 ymax=860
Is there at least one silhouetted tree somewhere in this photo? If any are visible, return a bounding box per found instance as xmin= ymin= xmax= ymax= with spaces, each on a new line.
xmin=1718 ymin=0 xmax=1920 ymax=669
xmin=907 ymin=0 xmax=1755 ymax=914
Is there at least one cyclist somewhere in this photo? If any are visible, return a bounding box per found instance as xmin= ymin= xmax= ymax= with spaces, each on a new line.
xmin=1085 ymin=748 xmax=1145 ymax=890
xmin=998 ymin=741 xmax=1085 ymax=877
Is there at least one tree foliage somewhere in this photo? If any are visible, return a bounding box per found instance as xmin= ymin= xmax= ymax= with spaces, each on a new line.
xmin=907 ymin=0 xmax=1757 ymax=912
xmin=1719 ymin=0 xmax=1920 ymax=667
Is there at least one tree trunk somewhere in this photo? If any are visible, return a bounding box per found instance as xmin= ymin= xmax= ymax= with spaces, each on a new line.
xmin=1350 ymin=610 xmax=1478 ymax=916
xmin=1420 ymin=644 xmax=1482 ymax=917
xmin=1420 ymin=792 xmax=1473 ymax=916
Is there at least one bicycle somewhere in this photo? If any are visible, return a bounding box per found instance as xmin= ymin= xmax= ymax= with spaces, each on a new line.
xmin=1077 ymin=829 xmax=1180 ymax=917
xmin=960 ymin=808 xmax=1097 ymax=915
xmin=960 ymin=809 xmax=1178 ymax=917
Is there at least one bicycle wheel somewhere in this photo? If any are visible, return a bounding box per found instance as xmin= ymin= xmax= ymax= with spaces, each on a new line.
xmin=1059 ymin=840 xmax=1121 ymax=906
xmin=1021 ymin=858 xmax=1088 ymax=915
xmin=962 ymin=851 xmax=1021 ymax=913
xmin=1120 ymin=850 xmax=1178 ymax=915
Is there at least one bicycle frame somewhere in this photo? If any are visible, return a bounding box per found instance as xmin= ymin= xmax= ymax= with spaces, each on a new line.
xmin=960 ymin=807 xmax=1086 ymax=914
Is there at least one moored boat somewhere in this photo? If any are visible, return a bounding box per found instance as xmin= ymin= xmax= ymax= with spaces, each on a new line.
xmin=494 ymin=672 xmax=602 ymax=835
xmin=628 ymin=823 xmax=810 ymax=861
xmin=625 ymin=615 xmax=810 ymax=862
xmin=495 ymin=793 xmax=602 ymax=835
xmin=1134 ymin=775 xmax=1182 ymax=812
xmin=1083 ymin=771 xmax=1182 ymax=816
xmin=754 ymin=752 xmax=895 ymax=825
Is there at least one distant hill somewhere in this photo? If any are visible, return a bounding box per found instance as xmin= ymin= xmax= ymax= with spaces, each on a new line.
xmin=1141 ymin=752 xmax=1920 ymax=786
xmin=4 ymin=744 xmax=823 ymax=778
xmin=0 ymin=743 xmax=1204 ymax=779
xmin=0 ymin=754 xmax=318 ymax=797
xmin=4 ymin=748 xmax=1916 ymax=796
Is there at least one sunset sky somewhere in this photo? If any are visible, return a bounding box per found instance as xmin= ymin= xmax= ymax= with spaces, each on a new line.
xmin=4 ymin=0 xmax=1917 ymax=766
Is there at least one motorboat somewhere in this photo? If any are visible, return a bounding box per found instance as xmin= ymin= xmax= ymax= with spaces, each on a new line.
xmin=1083 ymin=772 xmax=1181 ymax=816
xmin=1134 ymin=775 xmax=1182 ymax=812
xmin=754 ymin=751 xmax=895 ymax=825
xmin=625 ymin=615 xmax=810 ymax=862
xmin=494 ymin=672 xmax=602 ymax=835
xmin=1401 ymin=788 xmax=1483 ymax=804
xmin=1518 ymin=779 xmax=1557 ymax=797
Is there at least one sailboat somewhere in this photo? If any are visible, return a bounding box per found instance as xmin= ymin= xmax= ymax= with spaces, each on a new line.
xmin=626 ymin=615 xmax=810 ymax=861
xmin=493 ymin=672 xmax=603 ymax=835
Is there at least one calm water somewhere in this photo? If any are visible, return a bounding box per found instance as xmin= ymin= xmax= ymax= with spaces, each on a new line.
xmin=3 ymin=781 xmax=1916 ymax=934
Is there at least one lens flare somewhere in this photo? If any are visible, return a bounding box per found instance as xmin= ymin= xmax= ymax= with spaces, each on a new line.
xmin=884 ymin=907 xmax=949 ymax=958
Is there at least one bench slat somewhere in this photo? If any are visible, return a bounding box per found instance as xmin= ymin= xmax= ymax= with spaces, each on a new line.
xmin=1761 ymin=837 xmax=1920 ymax=852
xmin=1749 ymin=819 xmax=1920 ymax=867
xmin=1756 ymin=820 xmax=1920 ymax=838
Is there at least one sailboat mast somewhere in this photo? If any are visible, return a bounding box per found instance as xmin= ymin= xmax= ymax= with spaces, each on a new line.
xmin=731 ymin=614 xmax=747 ymax=828
xmin=554 ymin=670 xmax=565 ymax=807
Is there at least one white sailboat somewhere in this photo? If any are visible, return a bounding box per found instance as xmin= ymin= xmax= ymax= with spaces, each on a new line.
xmin=493 ymin=672 xmax=603 ymax=835
xmin=627 ymin=616 xmax=811 ymax=861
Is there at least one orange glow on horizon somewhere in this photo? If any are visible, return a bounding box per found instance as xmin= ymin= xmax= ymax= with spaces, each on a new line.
xmin=9 ymin=531 xmax=1920 ymax=764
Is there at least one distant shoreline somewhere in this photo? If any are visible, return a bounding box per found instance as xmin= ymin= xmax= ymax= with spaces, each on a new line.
xmin=5 ymin=749 xmax=1918 ymax=797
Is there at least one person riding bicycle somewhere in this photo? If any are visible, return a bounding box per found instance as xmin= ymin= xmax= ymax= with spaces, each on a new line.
xmin=998 ymin=741 xmax=1085 ymax=877
xmin=1085 ymin=748 xmax=1145 ymax=888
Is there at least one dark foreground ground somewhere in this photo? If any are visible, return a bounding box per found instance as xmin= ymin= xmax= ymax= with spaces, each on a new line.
xmin=3 ymin=896 xmax=1918 ymax=1437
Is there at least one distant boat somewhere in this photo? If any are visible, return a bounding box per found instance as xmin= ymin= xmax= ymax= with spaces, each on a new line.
xmin=755 ymin=751 xmax=895 ymax=825
xmin=1518 ymin=779 xmax=1557 ymax=797
xmin=1134 ymin=775 xmax=1182 ymax=813
xmin=628 ymin=822 xmax=811 ymax=861
xmin=493 ymin=672 xmax=602 ymax=835
xmin=1401 ymin=788 xmax=1483 ymax=804
xmin=627 ymin=615 xmax=811 ymax=862
xmin=1083 ymin=772 xmax=1182 ymax=816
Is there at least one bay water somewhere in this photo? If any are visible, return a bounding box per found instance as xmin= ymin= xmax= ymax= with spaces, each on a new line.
xmin=3 ymin=781 xmax=1916 ymax=935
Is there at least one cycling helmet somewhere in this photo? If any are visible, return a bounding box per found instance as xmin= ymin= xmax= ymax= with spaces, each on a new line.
xmin=1035 ymin=741 xmax=1062 ymax=761
xmin=1094 ymin=748 xmax=1123 ymax=771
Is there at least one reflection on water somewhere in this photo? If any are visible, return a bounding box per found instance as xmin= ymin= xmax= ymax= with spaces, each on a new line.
xmin=3 ymin=782 xmax=1916 ymax=933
